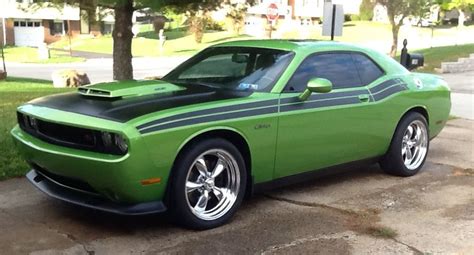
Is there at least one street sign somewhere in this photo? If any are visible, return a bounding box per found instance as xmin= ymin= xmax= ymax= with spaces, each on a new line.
xmin=322 ymin=3 xmax=344 ymax=40
xmin=266 ymin=3 xmax=279 ymax=22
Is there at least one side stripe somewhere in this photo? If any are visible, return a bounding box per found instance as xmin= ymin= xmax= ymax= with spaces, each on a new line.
xmin=137 ymin=99 xmax=279 ymax=130
xmin=280 ymin=96 xmax=361 ymax=112
xmin=139 ymin=106 xmax=278 ymax=133
xmin=137 ymin=79 xmax=409 ymax=134
xmin=279 ymin=89 xmax=365 ymax=104
xmin=370 ymin=78 xmax=403 ymax=94
xmin=372 ymin=84 xmax=407 ymax=101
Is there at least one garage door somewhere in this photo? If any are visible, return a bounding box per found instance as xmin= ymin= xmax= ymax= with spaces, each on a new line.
xmin=14 ymin=20 xmax=45 ymax=47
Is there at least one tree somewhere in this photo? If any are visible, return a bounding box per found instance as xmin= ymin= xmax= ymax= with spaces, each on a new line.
xmin=1 ymin=41 xmax=6 ymax=79
xmin=439 ymin=0 xmax=474 ymax=26
xmin=30 ymin=0 xmax=205 ymax=80
xmin=180 ymin=1 xmax=224 ymax=43
xmin=377 ymin=0 xmax=431 ymax=57
xmin=359 ymin=0 xmax=376 ymax=21
xmin=223 ymin=1 xmax=250 ymax=35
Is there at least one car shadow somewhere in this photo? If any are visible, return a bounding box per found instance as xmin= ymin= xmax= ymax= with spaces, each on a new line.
xmin=49 ymin=163 xmax=386 ymax=233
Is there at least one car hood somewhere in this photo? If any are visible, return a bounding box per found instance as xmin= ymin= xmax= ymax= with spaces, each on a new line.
xmin=27 ymin=80 xmax=253 ymax=123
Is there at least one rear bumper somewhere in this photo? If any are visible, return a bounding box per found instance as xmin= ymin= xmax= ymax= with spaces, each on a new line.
xmin=26 ymin=170 xmax=167 ymax=216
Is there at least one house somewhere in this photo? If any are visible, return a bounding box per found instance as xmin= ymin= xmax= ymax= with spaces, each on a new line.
xmin=0 ymin=0 xmax=113 ymax=47
xmin=243 ymin=0 xmax=362 ymax=36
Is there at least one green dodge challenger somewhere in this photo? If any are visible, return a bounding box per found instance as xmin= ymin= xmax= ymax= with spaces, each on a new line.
xmin=11 ymin=40 xmax=451 ymax=229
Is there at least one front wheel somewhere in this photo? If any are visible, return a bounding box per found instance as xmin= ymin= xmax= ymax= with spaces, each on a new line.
xmin=380 ymin=112 xmax=429 ymax=176
xmin=169 ymin=138 xmax=246 ymax=230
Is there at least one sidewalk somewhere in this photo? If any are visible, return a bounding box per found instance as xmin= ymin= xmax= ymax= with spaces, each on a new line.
xmin=441 ymin=71 xmax=474 ymax=120
xmin=51 ymin=48 xmax=113 ymax=59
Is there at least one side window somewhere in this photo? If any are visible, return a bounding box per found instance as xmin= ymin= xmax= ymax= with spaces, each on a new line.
xmin=285 ymin=53 xmax=362 ymax=92
xmin=352 ymin=53 xmax=384 ymax=85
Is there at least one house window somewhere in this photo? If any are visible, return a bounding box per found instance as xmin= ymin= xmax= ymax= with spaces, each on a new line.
xmin=14 ymin=19 xmax=42 ymax=27
xmin=49 ymin=21 xmax=64 ymax=35
xmin=101 ymin=22 xmax=114 ymax=35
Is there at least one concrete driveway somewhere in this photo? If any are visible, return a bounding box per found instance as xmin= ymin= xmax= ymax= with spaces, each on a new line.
xmin=0 ymin=118 xmax=472 ymax=254
xmin=441 ymin=71 xmax=474 ymax=120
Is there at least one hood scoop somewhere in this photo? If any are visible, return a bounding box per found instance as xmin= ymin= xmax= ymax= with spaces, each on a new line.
xmin=77 ymin=80 xmax=185 ymax=98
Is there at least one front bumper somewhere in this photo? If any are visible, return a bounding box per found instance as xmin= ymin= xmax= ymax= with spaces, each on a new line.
xmin=12 ymin=125 xmax=169 ymax=203
xmin=27 ymin=169 xmax=167 ymax=215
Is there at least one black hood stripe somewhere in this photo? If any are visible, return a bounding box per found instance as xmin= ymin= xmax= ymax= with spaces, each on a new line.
xmin=138 ymin=79 xmax=408 ymax=134
xmin=29 ymin=86 xmax=253 ymax=123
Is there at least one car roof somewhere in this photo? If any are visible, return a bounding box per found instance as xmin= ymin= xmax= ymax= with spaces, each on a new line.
xmin=213 ymin=39 xmax=409 ymax=76
xmin=213 ymin=39 xmax=369 ymax=53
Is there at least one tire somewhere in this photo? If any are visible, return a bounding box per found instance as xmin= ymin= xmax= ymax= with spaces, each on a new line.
xmin=169 ymin=138 xmax=247 ymax=230
xmin=380 ymin=112 xmax=429 ymax=177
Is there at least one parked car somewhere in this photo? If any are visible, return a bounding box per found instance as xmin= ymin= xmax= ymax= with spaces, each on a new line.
xmin=11 ymin=40 xmax=451 ymax=229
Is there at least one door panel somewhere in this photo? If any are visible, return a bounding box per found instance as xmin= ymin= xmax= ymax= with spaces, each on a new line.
xmin=273 ymin=52 xmax=399 ymax=179
xmin=274 ymin=88 xmax=379 ymax=178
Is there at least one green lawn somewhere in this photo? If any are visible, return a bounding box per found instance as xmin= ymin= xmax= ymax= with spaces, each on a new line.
xmin=0 ymin=77 xmax=73 ymax=180
xmin=51 ymin=30 xmax=251 ymax=57
xmin=3 ymin=46 xmax=85 ymax=63
xmin=413 ymin=44 xmax=474 ymax=73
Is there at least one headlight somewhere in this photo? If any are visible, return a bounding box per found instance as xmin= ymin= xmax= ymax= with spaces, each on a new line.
xmin=100 ymin=131 xmax=128 ymax=155
xmin=114 ymin=134 xmax=128 ymax=154
xmin=101 ymin=132 xmax=113 ymax=147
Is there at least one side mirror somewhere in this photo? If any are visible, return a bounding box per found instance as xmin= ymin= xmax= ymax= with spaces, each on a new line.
xmin=405 ymin=53 xmax=424 ymax=70
xmin=299 ymin=78 xmax=332 ymax=101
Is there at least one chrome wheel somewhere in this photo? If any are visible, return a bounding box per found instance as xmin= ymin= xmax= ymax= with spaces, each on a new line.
xmin=401 ymin=120 xmax=428 ymax=170
xmin=185 ymin=149 xmax=240 ymax=221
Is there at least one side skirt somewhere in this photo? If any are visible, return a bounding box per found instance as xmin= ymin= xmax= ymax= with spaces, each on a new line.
xmin=252 ymin=157 xmax=381 ymax=194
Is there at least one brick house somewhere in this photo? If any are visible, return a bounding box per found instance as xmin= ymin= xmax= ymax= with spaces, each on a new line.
xmin=0 ymin=0 xmax=112 ymax=47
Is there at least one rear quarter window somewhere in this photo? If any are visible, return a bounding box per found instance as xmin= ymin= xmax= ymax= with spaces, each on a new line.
xmin=352 ymin=53 xmax=384 ymax=85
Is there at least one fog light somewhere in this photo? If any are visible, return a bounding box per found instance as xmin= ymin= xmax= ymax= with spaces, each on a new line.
xmin=114 ymin=134 xmax=128 ymax=153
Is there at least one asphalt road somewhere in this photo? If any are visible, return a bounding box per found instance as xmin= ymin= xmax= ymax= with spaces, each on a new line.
xmin=0 ymin=118 xmax=472 ymax=254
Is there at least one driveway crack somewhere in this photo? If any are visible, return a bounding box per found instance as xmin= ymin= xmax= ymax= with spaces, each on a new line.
xmin=390 ymin=238 xmax=424 ymax=255
xmin=264 ymin=194 xmax=357 ymax=216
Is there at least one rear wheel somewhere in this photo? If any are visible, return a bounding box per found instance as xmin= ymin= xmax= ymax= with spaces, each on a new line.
xmin=170 ymin=138 xmax=246 ymax=229
xmin=380 ymin=112 xmax=429 ymax=176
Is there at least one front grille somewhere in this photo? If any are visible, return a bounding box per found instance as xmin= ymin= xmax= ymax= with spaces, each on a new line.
xmin=17 ymin=112 xmax=126 ymax=155
xmin=32 ymin=163 xmax=98 ymax=195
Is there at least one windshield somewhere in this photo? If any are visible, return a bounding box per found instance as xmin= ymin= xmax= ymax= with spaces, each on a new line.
xmin=162 ymin=47 xmax=294 ymax=92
